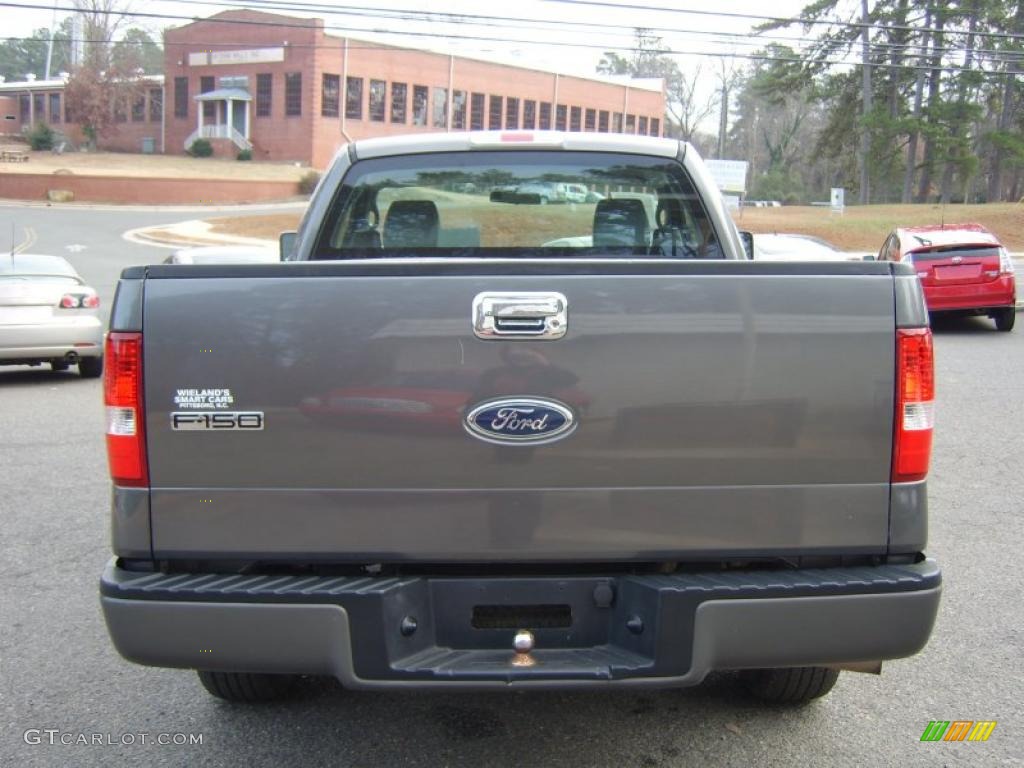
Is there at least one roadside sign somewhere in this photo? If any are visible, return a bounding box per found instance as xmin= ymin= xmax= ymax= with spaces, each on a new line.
xmin=831 ymin=187 xmax=845 ymax=214
xmin=706 ymin=160 xmax=749 ymax=194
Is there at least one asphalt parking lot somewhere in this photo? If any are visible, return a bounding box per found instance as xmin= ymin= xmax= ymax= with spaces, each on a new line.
xmin=1 ymin=204 xmax=1022 ymax=767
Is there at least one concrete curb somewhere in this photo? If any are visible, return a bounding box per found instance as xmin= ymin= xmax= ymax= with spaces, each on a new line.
xmin=123 ymin=220 xmax=277 ymax=250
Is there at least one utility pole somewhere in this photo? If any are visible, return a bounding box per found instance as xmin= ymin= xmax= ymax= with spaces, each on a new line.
xmin=717 ymin=82 xmax=728 ymax=158
xmin=44 ymin=0 xmax=58 ymax=80
xmin=858 ymin=0 xmax=872 ymax=205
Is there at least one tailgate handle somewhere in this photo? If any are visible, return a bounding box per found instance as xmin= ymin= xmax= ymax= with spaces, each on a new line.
xmin=472 ymin=292 xmax=567 ymax=340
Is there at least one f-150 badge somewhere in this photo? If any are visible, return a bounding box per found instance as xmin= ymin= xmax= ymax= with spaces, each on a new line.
xmin=464 ymin=398 xmax=575 ymax=445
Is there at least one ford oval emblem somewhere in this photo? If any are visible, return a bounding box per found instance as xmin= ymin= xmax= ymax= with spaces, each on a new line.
xmin=464 ymin=397 xmax=576 ymax=445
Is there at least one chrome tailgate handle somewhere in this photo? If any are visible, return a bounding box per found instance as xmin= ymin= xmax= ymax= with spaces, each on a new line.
xmin=472 ymin=292 xmax=567 ymax=340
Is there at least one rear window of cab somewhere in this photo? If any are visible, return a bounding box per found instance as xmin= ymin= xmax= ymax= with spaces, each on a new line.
xmin=310 ymin=151 xmax=727 ymax=260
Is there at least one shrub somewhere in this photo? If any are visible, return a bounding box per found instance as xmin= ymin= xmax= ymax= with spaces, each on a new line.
xmin=298 ymin=170 xmax=322 ymax=196
xmin=26 ymin=121 xmax=55 ymax=151
xmin=188 ymin=138 xmax=213 ymax=158
xmin=237 ymin=149 xmax=252 ymax=161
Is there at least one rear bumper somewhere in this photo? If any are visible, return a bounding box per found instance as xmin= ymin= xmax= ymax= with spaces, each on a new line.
xmin=100 ymin=558 xmax=941 ymax=689
xmin=923 ymin=276 xmax=1015 ymax=312
xmin=0 ymin=316 xmax=102 ymax=362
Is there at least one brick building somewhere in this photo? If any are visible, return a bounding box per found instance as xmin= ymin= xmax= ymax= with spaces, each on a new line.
xmin=3 ymin=9 xmax=666 ymax=170
xmin=0 ymin=74 xmax=165 ymax=153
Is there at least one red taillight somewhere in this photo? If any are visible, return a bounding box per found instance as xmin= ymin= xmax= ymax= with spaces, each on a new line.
xmin=82 ymin=294 xmax=100 ymax=308
xmin=104 ymin=332 xmax=148 ymax=487
xmin=60 ymin=294 xmax=79 ymax=308
xmin=892 ymin=328 xmax=934 ymax=483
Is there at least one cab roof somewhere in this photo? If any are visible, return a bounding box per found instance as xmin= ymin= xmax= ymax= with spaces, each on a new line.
xmin=351 ymin=130 xmax=685 ymax=161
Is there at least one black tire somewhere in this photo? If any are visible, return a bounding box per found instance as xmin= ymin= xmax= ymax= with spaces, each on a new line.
xmin=994 ymin=307 xmax=1015 ymax=332
xmin=740 ymin=666 xmax=840 ymax=705
xmin=50 ymin=359 xmax=69 ymax=372
xmin=196 ymin=671 xmax=299 ymax=703
xmin=78 ymin=356 xmax=103 ymax=378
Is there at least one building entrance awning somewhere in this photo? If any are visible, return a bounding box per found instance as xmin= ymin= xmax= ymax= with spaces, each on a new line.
xmin=194 ymin=88 xmax=251 ymax=102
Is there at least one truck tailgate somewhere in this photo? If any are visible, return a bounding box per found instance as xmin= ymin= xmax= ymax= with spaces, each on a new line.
xmin=143 ymin=261 xmax=896 ymax=561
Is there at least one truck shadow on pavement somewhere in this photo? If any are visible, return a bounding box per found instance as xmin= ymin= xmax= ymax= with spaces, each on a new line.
xmin=193 ymin=671 xmax=828 ymax=765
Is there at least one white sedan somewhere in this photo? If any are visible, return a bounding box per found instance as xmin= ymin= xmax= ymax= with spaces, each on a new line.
xmin=0 ymin=254 xmax=103 ymax=377
xmin=752 ymin=233 xmax=871 ymax=262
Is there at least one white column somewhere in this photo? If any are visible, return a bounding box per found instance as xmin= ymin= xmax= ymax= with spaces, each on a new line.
xmin=226 ymin=99 xmax=233 ymax=138
xmin=197 ymin=99 xmax=203 ymax=133
xmin=244 ymin=102 xmax=250 ymax=141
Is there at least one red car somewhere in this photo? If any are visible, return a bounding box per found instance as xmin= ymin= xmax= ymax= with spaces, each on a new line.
xmin=878 ymin=224 xmax=1016 ymax=331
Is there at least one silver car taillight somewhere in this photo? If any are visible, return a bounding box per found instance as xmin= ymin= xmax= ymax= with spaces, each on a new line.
xmin=59 ymin=292 xmax=100 ymax=309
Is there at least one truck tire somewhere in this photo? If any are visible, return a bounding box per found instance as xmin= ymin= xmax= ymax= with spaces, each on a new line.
xmin=78 ymin=356 xmax=104 ymax=378
xmin=196 ymin=671 xmax=298 ymax=703
xmin=740 ymin=666 xmax=840 ymax=705
xmin=50 ymin=359 xmax=69 ymax=372
xmin=994 ymin=307 xmax=1015 ymax=332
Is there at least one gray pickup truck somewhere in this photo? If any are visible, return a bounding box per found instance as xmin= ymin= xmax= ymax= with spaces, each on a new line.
xmin=100 ymin=132 xmax=940 ymax=705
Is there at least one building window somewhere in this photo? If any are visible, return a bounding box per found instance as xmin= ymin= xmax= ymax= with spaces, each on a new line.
xmin=598 ymin=110 xmax=609 ymax=132
xmin=325 ymin=74 xmax=343 ymax=118
xmin=638 ymin=116 xmax=648 ymax=135
xmin=650 ymin=117 xmax=660 ymax=137
xmin=149 ymin=88 xmax=162 ymax=122
xmin=19 ymin=94 xmax=30 ymax=123
xmin=113 ymin=97 xmax=126 ymax=123
xmin=625 ymin=114 xmax=636 ymax=133
xmin=470 ymin=92 xmax=484 ymax=130
xmin=413 ymin=85 xmax=428 ymax=126
xmin=585 ymin=108 xmax=596 ymax=131
xmin=569 ymin=106 xmax=581 ymax=132
xmin=612 ymin=112 xmax=623 ymax=132
xmin=505 ymin=97 xmax=519 ymax=129
xmin=523 ymin=100 xmax=536 ymax=129
xmin=539 ymin=102 xmax=551 ymax=130
xmin=488 ymin=95 xmax=502 ymax=129
xmin=33 ymin=94 xmax=45 ymax=122
xmin=285 ymin=72 xmax=302 ymax=117
xmin=433 ymin=87 xmax=448 ymax=128
xmin=174 ymin=77 xmax=188 ymax=118
xmin=49 ymin=93 xmax=61 ymax=123
xmin=200 ymin=76 xmax=215 ymax=122
xmin=256 ymin=74 xmax=272 ymax=117
xmin=369 ymin=79 xmax=386 ymax=122
xmin=391 ymin=82 xmax=407 ymax=123
xmin=339 ymin=75 xmax=357 ymax=119
xmin=131 ymin=94 xmax=145 ymax=122
xmin=555 ymin=104 xmax=567 ymax=131
xmin=452 ymin=90 xmax=467 ymax=130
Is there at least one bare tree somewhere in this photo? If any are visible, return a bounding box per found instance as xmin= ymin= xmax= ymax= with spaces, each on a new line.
xmin=64 ymin=0 xmax=143 ymax=147
xmin=598 ymin=29 xmax=714 ymax=142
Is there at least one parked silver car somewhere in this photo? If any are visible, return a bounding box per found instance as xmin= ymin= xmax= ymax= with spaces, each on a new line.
xmin=163 ymin=245 xmax=280 ymax=265
xmin=0 ymin=254 xmax=103 ymax=377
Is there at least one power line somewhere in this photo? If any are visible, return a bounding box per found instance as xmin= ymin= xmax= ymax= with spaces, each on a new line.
xmin=160 ymin=0 xmax=1012 ymax=61
xmin=1 ymin=32 xmax=1014 ymax=78
xmin=538 ymin=0 xmax=1024 ymax=43
xmin=0 ymin=1 xmax=1018 ymax=75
